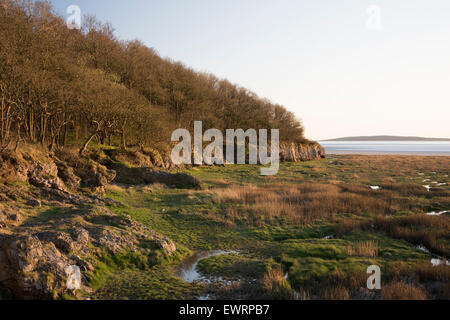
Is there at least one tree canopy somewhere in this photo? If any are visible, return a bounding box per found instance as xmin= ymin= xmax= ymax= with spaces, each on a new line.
xmin=0 ymin=0 xmax=307 ymax=154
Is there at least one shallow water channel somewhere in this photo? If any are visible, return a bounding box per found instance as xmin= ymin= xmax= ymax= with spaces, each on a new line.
xmin=175 ymin=250 xmax=304 ymax=300
xmin=416 ymin=245 xmax=450 ymax=266
xmin=175 ymin=250 xmax=235 ymax=283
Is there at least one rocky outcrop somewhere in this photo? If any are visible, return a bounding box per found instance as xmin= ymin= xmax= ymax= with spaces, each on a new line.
xmin=0 ymin=217 xmax=177 ymax=299
xmin=0 ymin=183 xmax=177 ymax=299
xmin=0 ymin=234 xmax=70 ymax=299
xmin=0 ymin=207 xmax=23 ymax=228
xmin=142 ymin=148 xmax=166 ymax=168
xmin=279 ymin=142 xmax=326 ymax=162
xmin=55 ymin=149 xmax=116 ymax=193
xmin=0 ymin=150 xmax=66 ymax=190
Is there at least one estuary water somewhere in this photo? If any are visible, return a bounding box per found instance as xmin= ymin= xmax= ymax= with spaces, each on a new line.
xmin=320 ymin=141 xmax=450 ymax=156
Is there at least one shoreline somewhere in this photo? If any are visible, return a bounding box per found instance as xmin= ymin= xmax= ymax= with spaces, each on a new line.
xmin=320 ymin=141 xmax=450 ymax=157
xmin=327 ymin=152 xmax=450 ymax=156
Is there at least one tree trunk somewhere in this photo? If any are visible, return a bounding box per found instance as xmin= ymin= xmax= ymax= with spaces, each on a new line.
xmin=121 ymin=131 xmax=126 ymax=150
xmin=79 ymin=131 xmax=97 ymax=156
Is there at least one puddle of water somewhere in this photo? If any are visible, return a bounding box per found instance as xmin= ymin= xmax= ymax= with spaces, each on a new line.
xmin=417 ymin=245 xmax=450 ymax=267
xmin=175 ymin=250 xmax=242 ymax=300
xmin=370 ymin=186 xmax=380 ymax=190
xmin=431 ymin=258 xmax=450 ymax=267
xmin=284 ymin=272 xmax=307 ymax=300
xmin=416 ymin=245 xmax=431 ymax=254
xmin=426 ymin=210 xmax=448 ymax=216
xmin=175 ymin=250 xmax=237 ymax=283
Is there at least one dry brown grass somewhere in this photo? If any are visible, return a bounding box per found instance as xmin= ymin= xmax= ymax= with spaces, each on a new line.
xmin=323 ymin=286 xmax=351 ymax=300
xmin=346 ymin=241 xmax=378 ymax=258
xmin=336 ymin=155 xmax=450 ymax=177
xmin=444 ymin=284 xmax=450 ymax=298
xmin=327 ymin=268 xmax=368 ymax=292
xmin=214 ymin=182 xmax=413 ymax=226
xmin=105 ymin=184 xmax=126 ymax=193
xmin=412 ymin=263 xmax=450 ymax=282
xmin=313 ymin=268 xmax=368 ymax=299
xmin=262 ymin=266 xmax=285 ymax=293
xmin=373 ymin=215 xmax=450 ymax=257
xmin=335 ymin=219 xmax=367 ymax=235
xmin=381 ymin=281 xmax=427 ymax=300
xmin=379 ymin=262 xmax=450 ymax=299
xmin=335 ymin=214 xmax=450 ymax=258
xmin=262 ymin=266 xmax=293 ymax=300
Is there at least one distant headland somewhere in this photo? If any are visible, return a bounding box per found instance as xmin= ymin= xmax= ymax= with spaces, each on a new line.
xmin=322 ymin=135 xmax=450 ymax=142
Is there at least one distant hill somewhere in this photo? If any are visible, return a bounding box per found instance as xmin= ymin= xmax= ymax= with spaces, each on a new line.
xmin=323 ymin=136 xmax=450 ymax=142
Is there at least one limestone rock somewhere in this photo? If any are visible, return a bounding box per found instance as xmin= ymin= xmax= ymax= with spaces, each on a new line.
xmin=0 ymin=234 xmax=70 ymax=299
xmin=98 ymin=229 xmax=136 ymax=253
xmin=156 ymin=237 xmax=177 ymax=256
xmin=37 ymin=232 xmax=75 ymax=254
xmin=56 ymin=162 xmax=81 ymax=190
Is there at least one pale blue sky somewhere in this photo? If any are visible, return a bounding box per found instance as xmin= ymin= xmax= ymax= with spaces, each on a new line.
xmin=54 ymin=0 xmax=450 ymax=140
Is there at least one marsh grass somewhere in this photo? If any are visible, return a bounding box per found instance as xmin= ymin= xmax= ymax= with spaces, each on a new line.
xmin=262 ymin=266 xmax=294 ymax=300
xmin=335 ymin=215 xmax=450 ymax=257
xmin=346 ymin=241 xmax=378 ymax=258
xmin=381 ymin=281 xmax=427 ymax=300
xmin=214 ymin=182 xmax=426 ymax=226
xmin=99 ymin=155 xmax=449 ymax=300
xmin=323 ymin=286 xmax=350 ymax=300
xmin=197 ymin=254 xmax=273 ymax=280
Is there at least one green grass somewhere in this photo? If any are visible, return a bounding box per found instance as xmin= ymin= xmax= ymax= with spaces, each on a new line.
xmin=93 ymin=155 xmax=448 ymax=299
xmin=105 ymin=186 xmax=253 ymax=249
xmin=102 ymin=184 xmax=433 ymax=297
xmin=270 ymin=233 xmax=430 ymax=289
xmin=93 ymin=266 xmax=205 ymax=300
xmin=88 ymin=249 xmax=205 ymax=300
xmin=197 ymin=253 xmax=277 ymax=280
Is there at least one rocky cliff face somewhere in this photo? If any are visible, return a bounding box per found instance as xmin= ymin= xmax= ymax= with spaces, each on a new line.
xmin=0 ymin=147 xmax=178 ymax=299
xmin=108 ymin=142 xmax=326 ymax=170
xmin=279 ymin=142 xmax=326 ymax=162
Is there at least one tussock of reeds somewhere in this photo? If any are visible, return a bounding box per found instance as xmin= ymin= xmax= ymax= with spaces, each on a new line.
xmin=346 ymin=241 xmax=378 ymax=258
xmin=262 ymin=266 xmax=293 ymax=300
xmin=381 ymin=281 xmax=427 ymax=300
